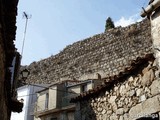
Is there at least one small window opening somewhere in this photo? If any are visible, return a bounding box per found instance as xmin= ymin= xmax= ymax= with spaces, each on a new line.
xmin=45 ymin=93 xmax=49 ymax=109
xmin=81 ymin=85 xmax=87 ymax=92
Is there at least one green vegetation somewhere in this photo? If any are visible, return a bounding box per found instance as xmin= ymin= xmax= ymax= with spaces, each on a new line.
xmin=105 ymin=17 xmax=115 ymax=31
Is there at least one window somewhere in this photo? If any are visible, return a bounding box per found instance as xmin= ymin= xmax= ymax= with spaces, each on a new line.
xmin=81 ymin=85 xmax=87 ymax=92
xmin=45 ymin=93 xmax=49 ymax=109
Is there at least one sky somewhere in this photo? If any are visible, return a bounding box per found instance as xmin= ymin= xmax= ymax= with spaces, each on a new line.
xmin=15 ymin=0 xmax=149 ymax=65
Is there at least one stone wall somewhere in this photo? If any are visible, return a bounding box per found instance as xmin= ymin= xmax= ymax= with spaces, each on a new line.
xmin=27 ymin=19 xmax=152 ymax=84
xmin=0 ymin=0 xmax=19 ymax=119
xmin=78 ymin=59 xmax=160 ymax=120
xmin=151 ymin=8 xmax=160 ymax=67
xmin=0 ymin=24 xmax=8 ymax=120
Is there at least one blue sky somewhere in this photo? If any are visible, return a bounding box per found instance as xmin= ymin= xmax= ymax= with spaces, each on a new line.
xmin=15 ymin=0 xmax=148 ymax=65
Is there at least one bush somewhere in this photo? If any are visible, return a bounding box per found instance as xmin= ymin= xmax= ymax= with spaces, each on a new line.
xmin=105 ymin=17 xmax=115 ymax=31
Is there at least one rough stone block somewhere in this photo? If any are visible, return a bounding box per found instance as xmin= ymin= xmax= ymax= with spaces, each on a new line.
xmin=129 ymin=95 xmax=160 ymax=120
xmin=102 ymin=109 xmax=106 ymax=114
xmin=150 ymin=79 xmax=160 ymax=96
xmin=128 ymin=76 xmax=134 ymax=82
xmin=144 ymin=87 xmax=150 ymax=93
xmin=119 ymin=116 xmax=124 ymax=120
xmin=102 ymin=114 xmax=107 ymax=120
xmin=110 ymin=113 xmax=118 ymax=120
xmin=109 ymin=96 xmax=117 ymax=104
xmin=107 ymin=110 xmax=112 ymax=115
xmin=139 ymin=94 xmax=146 ymax=102
xmin=116 ymin=108 xmax=124 ymax=115
xmin=117 ymin=100 xmax=123 ymax=108
xmin=136 ymin=88 xmax=142 ymax=96
xmin=120 ymin=85 xmax=126 ymax=96
xmin=141 ymin=69 xmax=154 ymax=86
xmin=129 ymin=90 xmax=136 ymax=97
xmin=123 ymin=114 xmax=129 ymax=120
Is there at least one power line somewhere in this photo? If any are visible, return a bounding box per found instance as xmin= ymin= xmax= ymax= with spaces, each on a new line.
xmin=28 ymin=83 xmax=80 ymax=94
xmin=17 ymin=84 xmax=80 ymax=98
xmin=18 ymin=93 xmax=36 ymax=97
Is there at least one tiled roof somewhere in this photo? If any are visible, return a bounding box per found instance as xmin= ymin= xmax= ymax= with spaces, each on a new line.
xmin=70 ymin=53 xmax=155 ymax=102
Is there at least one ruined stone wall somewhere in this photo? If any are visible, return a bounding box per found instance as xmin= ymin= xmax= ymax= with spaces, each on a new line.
xmin=79 ymin=59 xmax=160 ymax=120
xmin=27 ymin=20 xmax=152 ymax=84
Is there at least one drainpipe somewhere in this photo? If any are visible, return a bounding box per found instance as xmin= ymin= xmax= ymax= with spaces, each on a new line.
xmin=141 ymin=0 xmax=160 ymax=69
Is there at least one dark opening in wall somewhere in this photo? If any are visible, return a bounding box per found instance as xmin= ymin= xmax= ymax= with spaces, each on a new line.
xmin=81 ymin=84 xmax=87 ymax=92
xmin=136 ymin=113 xmax=159 ymax=120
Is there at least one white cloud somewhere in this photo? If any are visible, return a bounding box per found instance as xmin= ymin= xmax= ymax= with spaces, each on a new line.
xmin=115 ymin=14 xmax=143 ymax=27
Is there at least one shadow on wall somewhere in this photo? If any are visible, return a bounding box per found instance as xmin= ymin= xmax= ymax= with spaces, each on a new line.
xmin=79 ymin=93 xmax=105 ymax=120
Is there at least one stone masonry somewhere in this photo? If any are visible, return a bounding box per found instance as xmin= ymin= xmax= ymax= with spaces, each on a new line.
xmin=0 ymin=25 xmax=8 ymax=120
xmin=79 ymin=59 xmax=160 ymax=120
xmin=74 ymin=3 xmax=160 ymax=120
xmin=0 ymin=0 xmax=19 ymax=119
xmin=151 ymin=8 xmax=160 ymax=67
xmin=26 ymin=19 xmax=152 ymax=84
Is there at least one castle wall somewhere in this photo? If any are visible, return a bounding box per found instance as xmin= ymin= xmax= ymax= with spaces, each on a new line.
xmin=27 ymin=20 xmax=152 ymax=84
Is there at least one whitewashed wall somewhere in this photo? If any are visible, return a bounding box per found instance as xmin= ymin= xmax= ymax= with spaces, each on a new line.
xmin=11 ymin=85 xmax=47 ymax=120
xmin=11 ymin=86 xmax=29 ymax=120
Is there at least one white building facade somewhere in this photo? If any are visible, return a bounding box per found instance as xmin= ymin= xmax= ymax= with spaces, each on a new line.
xmin=11 ymin=85 xmax=48 ymax=120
